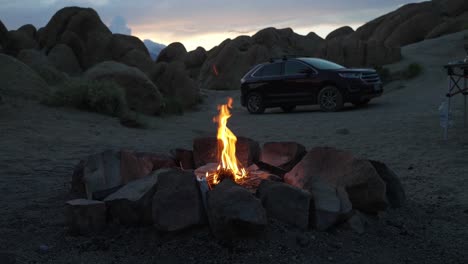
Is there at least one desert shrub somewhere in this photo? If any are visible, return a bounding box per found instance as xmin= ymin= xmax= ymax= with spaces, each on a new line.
xmin=375 ymin=66 xmax=391 ymax=84
xmin=403 ymin=63 xmax=423 ymax=79
xmin=32 ymin=65 xmax=68 ymax=86
xmin=161 ymin=96 xmax=184 ymax=115
xmin=119 ymin=111 xmax=150 ymax=129
xmin=44 ymin=78 xmax=128 ymax=117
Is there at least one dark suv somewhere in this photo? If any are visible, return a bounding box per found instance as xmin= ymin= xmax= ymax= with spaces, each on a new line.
xmin=240 ymin=57 xmax=383 ymax=114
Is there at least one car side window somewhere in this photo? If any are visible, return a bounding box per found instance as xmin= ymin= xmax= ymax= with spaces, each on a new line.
xmin=285 ymin=61 xmax=312 ymax=75
xmin=254 ymin=63 xmax=282 ymax=77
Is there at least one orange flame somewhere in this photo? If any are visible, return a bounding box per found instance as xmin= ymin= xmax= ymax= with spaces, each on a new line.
xmin=212 ymin=97 xmax=247 ymax=184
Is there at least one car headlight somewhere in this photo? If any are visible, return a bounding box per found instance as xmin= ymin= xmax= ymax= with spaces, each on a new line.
xmin=339 ymin=73 xmax=362 ymax=78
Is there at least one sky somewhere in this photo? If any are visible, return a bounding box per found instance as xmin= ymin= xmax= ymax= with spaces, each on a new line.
xmin=0 ymin=0 xmax=427 ymax=51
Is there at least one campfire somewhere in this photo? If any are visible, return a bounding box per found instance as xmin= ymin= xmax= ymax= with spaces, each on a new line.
xmin=204 ymin=97 xmax=248 ymax=187
xmin=68 ymin=97 xmax=405 ymax=238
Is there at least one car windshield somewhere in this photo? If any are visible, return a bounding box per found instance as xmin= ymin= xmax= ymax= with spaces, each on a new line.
xmin=299 ymin=58 xmax=345 ymax=70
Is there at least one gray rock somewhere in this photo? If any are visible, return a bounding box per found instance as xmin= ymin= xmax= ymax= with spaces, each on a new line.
xmin=82 ymin=149 xmax=122 ymax=200
xmin=207 ymin=179 xmax=267 ymax=239
xmin=171 ymin=148 xmax=195 ymax=170
xmin=0 ymin=54 xmax=50 ymax=100
xmin=48 ymin=43 xmax=82 ymax=75
xmin=65 ymin=199 xmax=106 ymax=235
xmin=257 ymin=180 xmax=312 ymax=229
xmin=369 ymin=160 xmax=406 ymax=208
xmin=152 ymin=169 xmax=205 ymax=232
xmin=284 ymin=147 xmax=388 ymax=214
xmin=104 ymin=171 xmax=160 ymax=225
xmin=260 ymin=142 xmax=306 ymax=171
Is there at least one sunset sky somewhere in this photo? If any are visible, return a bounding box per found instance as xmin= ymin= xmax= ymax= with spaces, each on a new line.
xmin=0 ymin=0 xmax=426 ymax=51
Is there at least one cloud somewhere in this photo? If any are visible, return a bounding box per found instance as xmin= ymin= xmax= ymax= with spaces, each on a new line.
xmin=109 ymin=16 xmax=131 ymax=35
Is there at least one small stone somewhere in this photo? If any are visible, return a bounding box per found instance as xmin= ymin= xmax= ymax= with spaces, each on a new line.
xmin=38 ymin=244 xmax=49 ymax=253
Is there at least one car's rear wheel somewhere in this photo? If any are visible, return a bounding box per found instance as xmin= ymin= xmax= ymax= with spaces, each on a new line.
xmin=352 ymin=99 xmax=370 ymax=107
xmin=318 ymin=86 xmax=344 ymax=112
xmin=246 ymin=92 xmax=265 ymax=114
xmin=281 ymin=105 xmax=296 ymax=113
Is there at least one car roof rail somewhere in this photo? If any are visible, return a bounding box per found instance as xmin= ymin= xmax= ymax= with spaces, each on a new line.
xmin=269 ymin=55 xmax=301 ymax=63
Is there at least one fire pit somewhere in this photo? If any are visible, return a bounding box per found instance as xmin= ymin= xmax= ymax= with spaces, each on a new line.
xmin=67 ymin=98 xmax=406 ymax=239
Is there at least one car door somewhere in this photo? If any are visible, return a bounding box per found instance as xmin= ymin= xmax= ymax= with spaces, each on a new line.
xmin=252 ymin=62 xmax=284 ymax=105
xmin=283 ymin=61 xmax=319 ymax=103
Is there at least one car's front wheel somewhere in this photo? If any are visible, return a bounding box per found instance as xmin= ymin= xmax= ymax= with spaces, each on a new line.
xmin=318 ymin=86 xmax=344 ymax=112
xmin=246 ymin=92 xmax=265 ymax=114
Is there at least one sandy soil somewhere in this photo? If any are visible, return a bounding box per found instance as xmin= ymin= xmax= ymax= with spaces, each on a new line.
xmin=1 ymin=31 xmax=468 ymax=264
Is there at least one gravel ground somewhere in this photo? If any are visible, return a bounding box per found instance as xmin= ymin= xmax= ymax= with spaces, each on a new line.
xmin=0 ymin=32 xmax=467 ymax=264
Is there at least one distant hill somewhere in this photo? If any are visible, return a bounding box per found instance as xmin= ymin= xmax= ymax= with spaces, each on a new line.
xmin=144 ymin=39 xmax=166 ymax=60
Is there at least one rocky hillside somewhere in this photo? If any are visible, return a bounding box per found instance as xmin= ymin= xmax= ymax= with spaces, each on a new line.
xmin=1 ymin=0 xmax=467 ymax=105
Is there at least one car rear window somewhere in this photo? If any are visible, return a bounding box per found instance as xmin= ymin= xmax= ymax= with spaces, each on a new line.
xmin=285 ymin=61 xmax=311 ymax=75
xmin=299 ymin=58 xmax=344 ymax=70
xmin=254 ymin=63 xmax=282 ymax=77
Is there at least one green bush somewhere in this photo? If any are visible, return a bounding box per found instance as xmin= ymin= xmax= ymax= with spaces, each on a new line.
xmin=119 ymin=111 xmax=149 ymax=129
xmin=375 ymin=66 xmax=391 ymax=84
xmin=403 ymin=63 xmax=423 ymax=79
xmin=161 ymin=96 xmax=184 ymax=115
xmin=44 ymin=78 xmax=128 ymax=117
xmin=32 ymin=65 xmax=68 ymax=86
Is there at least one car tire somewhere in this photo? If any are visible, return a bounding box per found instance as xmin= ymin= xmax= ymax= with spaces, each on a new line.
xmin=352 ymin=99 xmax=370 ymax=107
xmin=318 ymin=86 xmax=344 ymax=112
xmin=281 ymin=105 xmax=296 ymax=113
xmin=246 ymin=92 xmax=265 ymax=114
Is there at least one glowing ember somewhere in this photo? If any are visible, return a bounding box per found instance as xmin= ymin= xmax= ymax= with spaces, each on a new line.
xmin=207 ymin=97 xmax=247 ymax=186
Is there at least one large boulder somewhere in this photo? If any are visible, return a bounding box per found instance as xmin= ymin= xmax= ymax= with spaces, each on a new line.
xmin=17 ymin=24 xmax=37 ymax=39
xmin=84 ymin=61 xmax=163 ymax=115
xmin=104 ymin=172 xmax=159 ymax=225
xmin=284 ymin=147 xmax=388 ymax=214
xmin=152 ymin=169 xmax=205 ymax=232
xmin=119 ymin=49 xmax=155 ymax=75
xmin=17 ymin=49 xmax=49 ymax=67
xmin=207 ymin=179 xmax=267 ymax=239
xmin=151 ymin=61 xmax=199 ymax=108
xmin=425 ymin=13 xmax=468 ymax=39
xmin=199 ymin=28 xmax=325 ymax=90
xmin=38 ymin=7 xmax=113 ymax=68
xmin=111 ymin=34 xmax=149 ymax=59
xmin=326 ymin=26 xmax=354 ymax=40
xmin=5 ymin=30 xmax=37 ymax=56
xmin=0 ymin=19 xmax=7 ymax=48
xmin=185 ymin=47 xmax=207 ymax=79
xmin=156 ymin=42 xmax=187 ymax=63
xmin=0 ymin=54 xmax=49 ymax=100
xmin=384 ymin=11 xmax=442 ymax=47
xmin=48 ymin=44 xmax=82 ymax=75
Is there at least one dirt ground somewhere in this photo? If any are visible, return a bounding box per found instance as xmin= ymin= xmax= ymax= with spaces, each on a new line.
xmin=1 ymin=32 xmax=468 ymax=264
